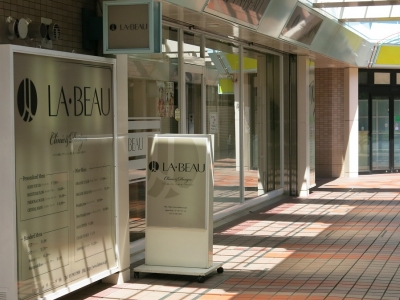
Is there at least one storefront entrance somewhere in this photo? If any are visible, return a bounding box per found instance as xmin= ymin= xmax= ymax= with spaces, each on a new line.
xmin=371 ymin=94 xmax=400 ymax=172
xmin=359 ymin=70 xmax=400 ymax=173
xmin=127 ymin=27 xmax=287 ymax=243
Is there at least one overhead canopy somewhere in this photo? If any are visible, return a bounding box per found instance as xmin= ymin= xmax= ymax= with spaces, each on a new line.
xmin=311 ymin=0 xmax=400 ymax=43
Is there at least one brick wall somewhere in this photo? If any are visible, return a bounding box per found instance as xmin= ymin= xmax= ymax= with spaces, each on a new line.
xmin=315 ymin=68 xmax=345 ymax=178
xmin=0 ymin=0 xmax=96 ymax=55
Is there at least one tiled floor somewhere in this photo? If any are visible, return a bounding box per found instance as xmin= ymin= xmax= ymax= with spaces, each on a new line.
xmin=60 ymin=174 xmax=400 ymax=299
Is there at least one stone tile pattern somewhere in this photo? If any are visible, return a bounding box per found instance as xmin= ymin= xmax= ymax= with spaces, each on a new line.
xmin=0 ymin=0 xmax=96 ymax=55
xmin=315 ymin=68 xmax=345 ymax=178
xmin=59 ymin=175 xmax=400 ymax=300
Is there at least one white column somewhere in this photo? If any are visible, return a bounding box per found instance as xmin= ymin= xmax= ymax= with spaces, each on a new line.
xmin=0 ymin=45 xmax=18 ymax=300
xmin=178 ymin=28 xmax=186 ymax=133
xmin=297 ymin=56 xmax=310 ymax=197
xmin=200 ymin=35 xmax=206 ymax=134
xmin=239 ymin=45 xmax=245 ymax=201
xmin=343 ymin=68 xmax=359 ymax=177
xmin=104 ymin=54 xmax=130 ymax=283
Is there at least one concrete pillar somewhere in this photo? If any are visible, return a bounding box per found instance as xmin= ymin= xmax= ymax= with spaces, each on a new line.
xmin=343 ymin=68 xmax=359 ymax=177
xmin=297 ymin=56 xmax=310 ymax=197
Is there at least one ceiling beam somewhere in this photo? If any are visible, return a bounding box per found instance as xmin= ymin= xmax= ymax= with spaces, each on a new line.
xmin=338 ymin=16 xmax=400 ymax=22
xmin=314 ymin=1 xmax=400 ymax=8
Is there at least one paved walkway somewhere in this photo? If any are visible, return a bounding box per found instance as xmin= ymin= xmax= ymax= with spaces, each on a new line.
xmin=60 ymin=174 xmax=400 ymax=299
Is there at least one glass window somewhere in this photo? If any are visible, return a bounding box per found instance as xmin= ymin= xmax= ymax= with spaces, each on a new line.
xmin=127 ymin=27 xmax=284 ymax=242
xmin=205 ymin=39 xmax=242 ymax=207
xmin=374 ymin=72 xmax=390 ymax=84
xmin=372 ymin=96 xmax=390 ymax=171
xmin=358 ymin=93 xmax=369 ymax=172
xmin=183 ymin=31 xmax=204 ymax=134
xmin=242 ymin=49 xmax=282 ymax=198
xmin=127 ymin=26 xmax=179 ymax=243
xmin=359 ymin=71 xmax=368 ymax=85
xmin=205 ymin=40 xmax=282 ymax=205
xmin=265 ymin=54 xmax=282 ymax=191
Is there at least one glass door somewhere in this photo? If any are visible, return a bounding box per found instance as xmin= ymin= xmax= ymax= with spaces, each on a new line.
xmin=359 ymin=93 xmax=369 ymax=172
xmin=358 ymin=70 xmax=400 ymax=173
xmin=394 ymin=97 xmax=400 ymax=170
xmin=369 ymin=94 xmax=400 ymax=173
xmin=185 ymin=64 xmax=204 ymax=134
xmin=372 ymin=95 xmax=390 ymax=171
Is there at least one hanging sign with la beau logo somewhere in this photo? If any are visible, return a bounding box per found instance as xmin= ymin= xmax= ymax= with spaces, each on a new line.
xmin=103 ymin=0 xmax=162 ymax=54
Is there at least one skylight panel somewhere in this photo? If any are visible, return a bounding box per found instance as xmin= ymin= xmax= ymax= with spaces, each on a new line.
xmin=365 ymin=5 xmax=392 ymax=18
xmin=390 ymin=5 xmax=400 ymax=17
xmin=342 ymin=6 xmax=367 ymax=19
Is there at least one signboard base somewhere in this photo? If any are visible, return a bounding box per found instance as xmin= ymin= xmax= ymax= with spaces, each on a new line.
xmin=133 ymin=262 xmax=224 ymax=283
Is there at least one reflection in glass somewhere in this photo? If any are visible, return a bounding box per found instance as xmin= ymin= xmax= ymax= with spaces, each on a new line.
xmin=372 ymin=96 xmax=389 ymax=170
xmin=206 ymin=40 xmax=241 ymax=207
xmin=244 ymin=58 xmax=260 ymax=199
xmin=205 ymin=0 xmax=270 ymax=27
xmin=206 ymin=42 xmax=282 ymax=205
xmin=281 ymin=6 xmax=323 ymax=45
xmin=266 ymin=54 xmax=281 ymax=191
xmin=129 ymin=181 xmax=146 ymax=241
xmin=244 ymin=50 xmax=281 ymax=197
xmin=184 ymin=31 xmax=204 ymax=134
xmin=127 ymin=27 xmax=283 ymax=242
xmin=127 ymin=26 xmax=179 ymax=242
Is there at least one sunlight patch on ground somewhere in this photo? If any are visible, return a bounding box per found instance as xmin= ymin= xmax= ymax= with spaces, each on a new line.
xmin=219 ymin=220 xmax=331 ymax=237
xmin=263 ymin=203 xmax=354 ymax=215
xmin=213 ymin=245 xmax=295 ymax=271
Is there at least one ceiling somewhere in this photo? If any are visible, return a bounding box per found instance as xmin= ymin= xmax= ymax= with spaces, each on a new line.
xmin=161 ymin=0 xmax=400 ymax=69
xmin=310 ymin=0 xmax=400 ymax=43
xmin=161 ymin=1 xmax=352 ymax=68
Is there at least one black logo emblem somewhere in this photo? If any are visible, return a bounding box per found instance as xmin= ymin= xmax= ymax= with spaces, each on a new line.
xmin=110 ymin=24 xmax=117 ymax=31
xmin=149 ymin=161 xmax=159 ymax=172
xmin=17 ymin=78 xmax=38 ymax=122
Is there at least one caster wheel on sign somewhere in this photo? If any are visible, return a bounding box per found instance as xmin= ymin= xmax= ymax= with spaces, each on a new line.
xmin=217 ymin=267 xmax=224 ymax=274
xmin=133 ymin=272 xmax=139 ymax=278
xmin=197 ymin=276 xmax=205 ymax=283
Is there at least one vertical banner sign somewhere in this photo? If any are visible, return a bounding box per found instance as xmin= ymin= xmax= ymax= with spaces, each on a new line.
xmin=147 ymin=136 xmax=210 ymax=229
xmin=14 ymin=53 xmax=117 ymax=300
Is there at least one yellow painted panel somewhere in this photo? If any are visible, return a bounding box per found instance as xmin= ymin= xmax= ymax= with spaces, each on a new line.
xmin=225 ymin=53 xmax=257 ymax=71
xmin=376 ymin=45 xmax=400 ymax=65
xmin=218 ymin=78 xmax=234 ymax=94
